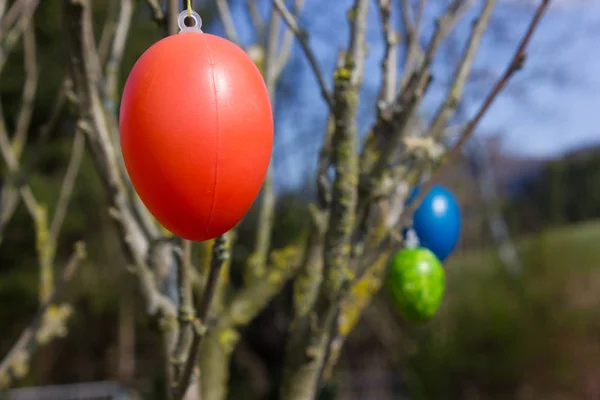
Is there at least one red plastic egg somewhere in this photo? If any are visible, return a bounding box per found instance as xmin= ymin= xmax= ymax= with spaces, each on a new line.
xmin=119 ymin=24 xmax=273 ymax=241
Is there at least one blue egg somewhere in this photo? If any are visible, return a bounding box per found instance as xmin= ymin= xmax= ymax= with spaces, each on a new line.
xmin=407 ymin=184 xmax=461 ymax=261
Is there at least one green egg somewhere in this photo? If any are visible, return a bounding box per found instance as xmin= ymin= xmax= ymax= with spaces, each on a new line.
xmin=386 ymin=247 xmax=445 ymax=322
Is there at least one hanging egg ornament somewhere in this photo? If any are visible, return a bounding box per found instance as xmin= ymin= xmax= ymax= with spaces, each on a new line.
xmin=119 ymin=11 xmax=273 ymax=242
xmin=409 ymin=184 xmax=461 ymax=261
xmin=386 ymin=247 xmax=445 ymax=322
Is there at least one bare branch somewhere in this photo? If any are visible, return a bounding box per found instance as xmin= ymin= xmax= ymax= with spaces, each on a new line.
xmin=400 ymin=0 xmax=474 ymax=90
xmin=12 ymin=25 xmax=37 ymax=157
xmin=245 ymin=5 xmax=282 ymax=284
xmin=0 ymin=0 xmax=39 ymax=73
xmin=49 ymin=129 xmax=86 ymax=243
xmin=360 ymin=0 xmax=475 ymax=199
xmin=323 ymin=0 xmax=368 ymax=295
xmin=0 ymin=19 xmax=39 ymax=243
xmin=217 ymin=0 xmax=241 ymax=45
xmin=280 ymin=1 xmax=369 ymax=398
xmin=247 ymin=0 xmax=264 ymax=38
xmin=0 ymin=79 xmax=68 ymax=245
xmin=171 ymin=239 xmax=195 ymax=382
xmin=0 ymin=102 xmax=39 ymax=220
xmin=395 ymin=0 xmax=551 ymax=234
xmin=97 ymin=0 xmax=120 ymax=64
xmin=416 ymin=0 xmax=427 ymax=27
xmin=175 ymin=233 xmax=230 ymax=400
xmin=398 ymin=0 xmax=422 ymax=89
xmin=273 ymin=0 xmax=334 ymax=108
xmin=426 ymin=0 xmax=498 ymax=140
xmin=143 ymin=0 xmax=165 ymax=25
xmin=377 ymin=0 xmax=398 ymax=105
xmin=200 ymin=244 xmax=302 ymax=400
xmin=316 ymin=114 xmax=337 ymax=209
xmin=166 ymin=0 xmax=180 ymax=35
xmin=0 ymin=0 xmax=7 ymax=20
xmin=0 ymin=242 xmax=87 ymax=389
xmin=273 ymin=0 xmax=306 ymax=78
xmin=64 ymin=0 xmax=176 ymax=318
xmin=105 ymin=0 xmax=133 ymax=112
xmin=246 ymin=0 xmax=304 ymax=284
xmin=0 ymin=0 xmax=37 ymax=42
xmin=322 ymin=250 xmax=391 ymax=380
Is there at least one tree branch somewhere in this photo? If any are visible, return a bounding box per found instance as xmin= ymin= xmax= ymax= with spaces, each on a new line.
xmin=175 ymin=233 xmax=230 ymax=400
xmin=12 ymin=25 xmax=37 ymax=157
xmin=247 ymin=0 xmax=264 ymax=39
xmin=245 ymin=5 xmax=281 ymax=284
xmin=247 ymin=0 xmax=305 ymax=284
xmin=273 ymin=0 xmax=305 ymax=78
xmin=377 ymin=0 xmax=398 ymax=106
xmin=171 ymin=240 xmax=195 ymax=382
xmin=273 ymin=0 xmax=334 ymax=109
xmin=200 ymin=244 xmax=302 ymax=400
xmin=49 ymin=129 xmax=86 ymax=248
xmin=0 ymin=78 xmax=68 ymax=246
xmin=280 ymin=1 xmax=369 ymax=398
xmin=356 ymin=0 xmax=475 ymax=236
xmin=216 ymin=0 xmax=240 ymax=45
xmin=398 ymin=0 xmax=422 ymax=89
xmin=63 ymin=0 xmax=176 ymax=318
xmin=0 ymin=0 xmax=39 ymax=73
xmin=143 ymin=0 xmax=165 ymax=25
xmin=315 ymin=0 xmax=551 ymax=388
xmin=426 ymin=0 xmax=498 ymax=140
xmin=395 ymin=0 xmax=551 ymax=235
xmin=0 ymin=242 xmax=87 ymax=389
xmin=105 ymin=0 xmax=133 ymax=114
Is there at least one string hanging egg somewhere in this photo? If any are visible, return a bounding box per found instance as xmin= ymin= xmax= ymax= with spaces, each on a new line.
xmin=119 ymin=10 xmax=273 ymax=242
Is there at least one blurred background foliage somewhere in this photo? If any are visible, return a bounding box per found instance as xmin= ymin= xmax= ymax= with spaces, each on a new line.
xmin=1 ymin=1 xmax=600 ymax=399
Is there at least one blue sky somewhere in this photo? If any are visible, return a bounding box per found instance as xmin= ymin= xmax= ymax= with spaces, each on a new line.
xmin=202 ymin=0 xmax=600 ymax=187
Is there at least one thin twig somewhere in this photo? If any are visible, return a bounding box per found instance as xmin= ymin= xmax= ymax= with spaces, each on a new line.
xmin=216 ymin=0 xmax=240 ymax=45
xmin=247 ymin=0 xmax=264 ymax=38
xmin=0 ymin=0 xmax=7 ymax=20
xmin=377 ymin=0 xmax=397 ymax=105
xmin=97 ymin=0 xmax=120 ymax=64
xmin=363 ymin=0 xmax=474 ymax=193
xmin=0 ymin=102 xmax=39 ymax=220
xmin=105 ymin=0 xmax=133 ymax=112
xmin=175 ymin=234 xmax=230 ymax=400
xmin=426 ymin=0 xmax=498 ymax=140
xmin=247 ymin=0 xmax=305 ymax=283
xmin=171 ymin=239 xmax=195 ymax=381
xmin=0 ymin=0 xmax=37 ymax=42
xmin=12 ymin=25 xmax=37 ymax=157
xmin=0 ymin=80 xmax=68 ymax=244
xmin=0 ymin=0 xmax=39 ymax=73
xmin=245 ymin=5 xmax=282 ymax=284
xmin=0 ymin=20 xmax=40 ymax=243
xmin=49 ymin=129 xmax=86 ymax=242
xmin=64 ymin=0 xmax=176 ymax=318
xmin=398 ymin=0 xmax=421 ymax=89
xmin=279 ymin=1 xmax=369 ymax=398
xmin=166 ymin=0 xmax=180 ymax=35
xmin=272 ymin=0 xmax=334 ymax=108
xmin=400 ymin=0 xmax=473 ymax=90
xmin=143 ymin=0 xmax=165 ymax=25
xmin=273 ymin=0 xmax=305 ymax=78
xmin=0 ymin=242 xmax=87 ymax=389
xmin=395 ymin=0 xmax=551 ymax=234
